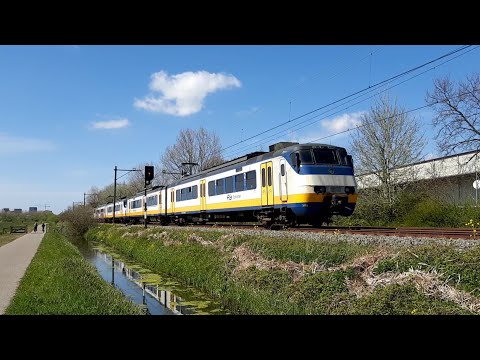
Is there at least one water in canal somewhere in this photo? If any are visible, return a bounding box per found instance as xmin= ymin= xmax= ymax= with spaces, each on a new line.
xmin=73 ymin=237 xmax=229 ymax=315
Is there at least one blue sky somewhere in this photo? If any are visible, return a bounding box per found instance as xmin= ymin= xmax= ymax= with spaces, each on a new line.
xmin=1 ymin=45 xmax=479 ymax=214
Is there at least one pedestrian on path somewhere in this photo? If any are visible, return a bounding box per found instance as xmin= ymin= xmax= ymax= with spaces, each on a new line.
xmin=42 ymin=223 xmax=45 ymax=233
xmin=33 ymin=222 xmax=38 ymax=233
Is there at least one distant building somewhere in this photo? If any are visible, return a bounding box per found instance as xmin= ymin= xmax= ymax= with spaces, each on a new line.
xmin=29 ymin=207 xmax=38 ymax=213
xmin=356 ymin=149 xmax=480 ymax=204
xmin=13 ymin=209 xmax=22 ymax=213
xmin=2 ymin=208 xmax=9 ymax=213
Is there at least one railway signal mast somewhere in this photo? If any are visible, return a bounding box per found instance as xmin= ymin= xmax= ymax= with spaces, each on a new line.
xmin=144 ymin=166 xmax=154 ymax=229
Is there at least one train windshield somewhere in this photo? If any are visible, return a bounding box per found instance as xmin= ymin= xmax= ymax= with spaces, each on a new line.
xmin=312 ymin=149 xmax=339 ymax=165
xmin=298 ymin=150 xmax=314 ymax=164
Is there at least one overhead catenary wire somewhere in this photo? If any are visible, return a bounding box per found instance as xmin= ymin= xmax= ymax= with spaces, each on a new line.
xmin=288 ymin=46 xmax=383 ymax=102
xmin=221 ymin=45 xmax=473 ymax=158
xmin=224 ymin=46 xmax=480 ymax=159
xmin=223 ymin=45 xmax=478 ymax=160
xmin=223 ymin=86 xmax=479 ymax=169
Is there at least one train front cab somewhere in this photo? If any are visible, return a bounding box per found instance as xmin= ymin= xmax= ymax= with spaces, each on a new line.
xmin=280 ymin=144 xmax=357 ymax=226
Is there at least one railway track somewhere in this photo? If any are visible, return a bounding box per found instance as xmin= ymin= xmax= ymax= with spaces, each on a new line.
xmin=290 ymin=226 xmax=477 ymax=240
xmin=127 ymin=222 xmax=478 ymax=240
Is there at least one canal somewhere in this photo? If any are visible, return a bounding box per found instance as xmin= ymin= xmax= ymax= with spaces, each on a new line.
xmin=71 ymin=236 xmax=229 ymax=315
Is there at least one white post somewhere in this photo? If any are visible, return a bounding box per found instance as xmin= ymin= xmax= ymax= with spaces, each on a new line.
xmin=476 ymin=153 xmax=478 ymax=207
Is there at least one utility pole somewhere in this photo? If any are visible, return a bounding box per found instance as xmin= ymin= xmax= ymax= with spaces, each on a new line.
xmin=84 ymin=192 xmax=97 ymax=207
xmin=144 ymin=179 xmax=147 ymax=228
xmin=181 ymin=162 xmax=198 ymax=177
xmin=144 ymin=166 xmax=154 ymax=229
xmin=112 ymin=166 xmax=142 ymax=225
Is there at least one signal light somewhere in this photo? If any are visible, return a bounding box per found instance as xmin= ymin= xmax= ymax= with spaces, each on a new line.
xmin=145 ymin=166 xmax=154 ymax=182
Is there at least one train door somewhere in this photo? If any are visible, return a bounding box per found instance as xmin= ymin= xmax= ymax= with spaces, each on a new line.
xmin=200 ymin=179 xmax=206 ymax=211
xmin=157 ymin=193 xmax=162 ymax=216
xmin=261 ymin=161 xmax=274 ymax=206
xmin=280 ymin=159 xmax=288 ymax=202
xmin=170 ymin=189 xmax=175 ymax=213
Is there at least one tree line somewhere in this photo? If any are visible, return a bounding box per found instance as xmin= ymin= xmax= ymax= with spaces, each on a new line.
xmin=84 ymin=127 xmax=224 ymax=208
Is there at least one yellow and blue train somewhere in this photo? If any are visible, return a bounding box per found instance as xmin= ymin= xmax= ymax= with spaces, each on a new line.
xmin=94 ymin=142 xmax=358 ymax=228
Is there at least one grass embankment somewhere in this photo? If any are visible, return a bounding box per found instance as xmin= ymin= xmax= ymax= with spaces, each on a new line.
xmin=0 ymin=233 xmax=24 ymax=248
xmin=5 ymin=232 xmax=143 ymax=315
xmin=86 ymin=225 xmax=477 ymax=314
xmin=1 ymin=212 xmax=58 ymax=231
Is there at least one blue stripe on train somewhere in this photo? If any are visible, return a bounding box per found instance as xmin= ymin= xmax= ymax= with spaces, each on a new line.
xmin=298 ymin=166 xmax=354 ymax=175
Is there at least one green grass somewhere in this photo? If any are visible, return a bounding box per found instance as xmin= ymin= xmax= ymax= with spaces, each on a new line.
xmin=375 ymin=245 xmax=480 ymax=297
xmin=85 ymin=225 xmax=473 ymax=314
xmin=0 ymin=233 xmax=24 ymax=248
xmin=247 ymin=236 xmax=370 ymax=266
xmin=345 ymin=283 xmax=471 ymax=315
xmin=5 ymin=232 xmax=143 ymax=315
xmin=0 ymin=212 xmax=59 ymax=231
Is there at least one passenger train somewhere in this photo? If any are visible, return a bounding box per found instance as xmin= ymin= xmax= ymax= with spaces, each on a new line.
xmin=94 ymin=142 xmax=358 ymax=228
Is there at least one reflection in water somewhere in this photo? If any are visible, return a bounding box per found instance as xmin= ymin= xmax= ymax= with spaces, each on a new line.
xmin=80 ymin=243 xmax=228 ymax=315
xmin=111 ymin=255 xmax=192 ymax=315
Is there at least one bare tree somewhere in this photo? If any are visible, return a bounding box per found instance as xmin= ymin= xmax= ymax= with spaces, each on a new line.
xmin=160 ymin=127 xmax=224 ymax=179
xmin=426 ymin=73 xmax=480 ymax=155
xmin=86 ymin=182 xmax=137 ymax=207
xmin=351 ymin=94 xmax=426 ymax=220
xmin=85 ymin=186 xmax=102 ymax=208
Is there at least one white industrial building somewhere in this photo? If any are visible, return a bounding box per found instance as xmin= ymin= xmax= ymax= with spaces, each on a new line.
xmin=356 ymin=150 xmax=480 ymax=204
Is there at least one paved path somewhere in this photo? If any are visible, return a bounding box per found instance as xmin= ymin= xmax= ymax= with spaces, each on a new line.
xmin=0 ymin=230 xmax=45 ymax=314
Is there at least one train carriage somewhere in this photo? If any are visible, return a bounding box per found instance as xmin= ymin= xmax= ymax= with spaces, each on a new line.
xmin=95 ymin=142 xmax=357 ymax=228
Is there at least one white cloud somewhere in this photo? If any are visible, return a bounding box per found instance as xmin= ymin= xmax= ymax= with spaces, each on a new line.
xmin=319 ymin=111 xmax=365 ymax=135
xmin=134 ymin=70 xmax=241 ymax=117
xmin=91 ymin=118 xmax=130 ymax=130
xmin=286 ymin=111 xmax=366 ymax=145
xmin=0 ymin=133 xmax=55 ymax=155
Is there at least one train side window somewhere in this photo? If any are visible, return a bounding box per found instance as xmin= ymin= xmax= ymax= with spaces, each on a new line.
xmin=208 ymin=181 xmax=215 ymax=196
xmin=225 ymin=176 xmax=233 ymax=193
xmin=216 ymin=179 xmax=225 ymax=195
xmin=246 ymin=170 xmax=256 ymax=190
xmin=267 ymin=167 xmax=272 ymax=186
xmin=346 ymin=154 xmax=353 ymax=167
xmin=281 ymin=164 xmax=285 ymax=176
xmin=176 ymin=189 xmax=181 ymax=202
xmin=235 ymin=174 xmax=244 ymax=192
xmin=261 ymin=168 xmax=266 ymax=187
xmin=192 ymin=185 xmax=198 ymax=199
xmin=290 ymin=153 xmax=296 ymax=167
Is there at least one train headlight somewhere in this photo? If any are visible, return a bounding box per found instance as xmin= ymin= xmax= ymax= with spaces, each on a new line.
xmin=314 ymin=186 xmax=326 ymax=194
xmin=345 ymin=186 xmax=355 ymax=194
